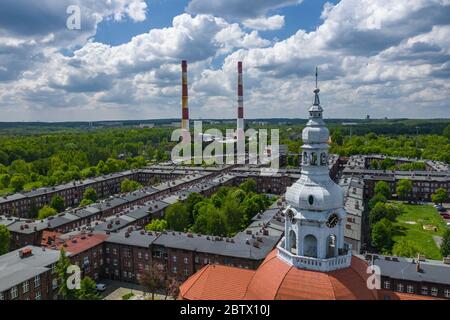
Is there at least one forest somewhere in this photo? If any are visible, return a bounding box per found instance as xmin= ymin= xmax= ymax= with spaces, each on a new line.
xmin=0 ymin=120 xmax=449 ymax=195
xmin=0 ymin=127 xmax=174 ymax=195
xmin=145 ymin=179 xmax=274 ymax=237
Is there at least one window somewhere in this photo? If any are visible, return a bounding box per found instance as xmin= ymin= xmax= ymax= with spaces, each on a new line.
xmin=138 ymin=252 xmax=142 ymax=259
xmin=172 ymin=256 xmax=177 ymax=263
xmin=184 ymin=257 xmax=188 ymax=264
xmin=407 ymin=285 xmax=414 ymax=294
xmin=421 ymin=286 xmax=428 ymax=295
xmin=10 ymin=286 xmax=18 ymax=299
xmin=34 ymin=275 xmax=40 ymax=288
xmin=184 ymin=269 xmax=189 ymax=276
xmin=204 ymin=258 xmax=209 ymax=265
xmin=35 ymin=291 xmax=41 ymax=300
xmin=52 ymin=279 xmax=58 ymax=290
xmin=144 ymin=253 xmax=149 ymax=260
xmin=113 ymin=259 xmax=118 ymax=266
xmin=195 ymin=257 xmax=199 ymax=264
xmin=51 ymin=264 xmax=56 ymax=274
xmin=23 ymin=281 xmax=29 ymax=293
xmin=444 ymin=289 xmax=450 ymax=298
xmin=431 ymin=287 xmax=438 ymax=296
xmin=0 ymin=291 xmax=3 ymax=300
xmin=396 ymin=283 xmax=404 ymax=292
xmin=123 ymin=271 xmax=127 ymax=278
xmin=106 ymin=247 xmax=110 ymax=254
xmin=172 ymin=267 xmax=177 ymax=274
xmin=383 ymin=281 xmax=390 ymax=290
xmin=113 ymin=248 xmax=117 ymax=255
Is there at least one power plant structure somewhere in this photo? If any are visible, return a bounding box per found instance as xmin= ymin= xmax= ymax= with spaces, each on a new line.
xmin=236 ymin=61 xmax=245 ymax=144
xmin=181 ymin=60 xmax=190 ymax=141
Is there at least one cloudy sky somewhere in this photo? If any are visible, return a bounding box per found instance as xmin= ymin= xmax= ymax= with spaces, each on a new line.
xmin=0 ymin=0 xmax=449 ymax=121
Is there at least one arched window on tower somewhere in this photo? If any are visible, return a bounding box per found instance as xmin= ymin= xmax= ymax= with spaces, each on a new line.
xmin=311 ymin=153 xmax=317 ymax=166
xmin=303 ymin=152 xmax=308 ymax=165
xmin=303 ymin=234 xmax=317 ymax=258
xmin=289 ymin=230 xmax=297 ymax=254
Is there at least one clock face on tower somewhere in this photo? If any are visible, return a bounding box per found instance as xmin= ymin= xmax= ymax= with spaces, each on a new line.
xmin=326 ymin=213 xmax=340 ymax=228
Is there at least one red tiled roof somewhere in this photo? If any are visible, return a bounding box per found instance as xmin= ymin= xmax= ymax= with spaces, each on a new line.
xmin=45 ymin=233 xmax=108 ymax=255
xmin=179 ymin=264 xmax=254 ymax=300
xmin=180 ymin=250 xmax=380 ymax=300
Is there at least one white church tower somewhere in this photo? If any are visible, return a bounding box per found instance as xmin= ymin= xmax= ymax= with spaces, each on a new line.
xmin=278 ymin=68 xmax=352 ymax=272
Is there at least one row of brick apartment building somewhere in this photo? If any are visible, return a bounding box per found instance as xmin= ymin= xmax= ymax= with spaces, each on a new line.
xmin=0 ymin=166 xmax=232 ymax=218
xmin=0 ymin=152 xmax=344 ymax=219
xmin=2 ymin=203 xmax=450 ymax=300
xmin=1 ymin=167 xmax=303 ymax=251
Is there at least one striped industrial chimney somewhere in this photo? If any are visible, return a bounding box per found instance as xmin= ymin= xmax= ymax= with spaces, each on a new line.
xmin=181 ymin=60 xmax=189 ymax=135
xmin=236 ymin=61 xmax=244 ymax=143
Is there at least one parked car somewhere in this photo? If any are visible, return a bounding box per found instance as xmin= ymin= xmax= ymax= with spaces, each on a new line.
xmin=440 ymin=213 xmax=450 ymax=219
xmin=96 ymin=283 xmax=107 ymax=292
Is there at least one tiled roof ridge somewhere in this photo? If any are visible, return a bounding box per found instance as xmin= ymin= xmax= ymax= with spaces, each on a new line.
xmin=243 ymin=250 xmax=279 ymax=299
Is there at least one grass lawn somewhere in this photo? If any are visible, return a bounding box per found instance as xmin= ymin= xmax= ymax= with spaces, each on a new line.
xmin=391 ymin=202 xmax=447 ymax=260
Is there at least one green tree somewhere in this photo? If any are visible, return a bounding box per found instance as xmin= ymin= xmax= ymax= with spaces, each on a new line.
xmin=9 ymin=174 xmax=27 ymax=192
xmin=37 ymin=205 xmax=57 ymax=220
xmin=83 ymin=187 xmax=97 ymax=203
xmin=374 ymin=181 xmax=391 ymax=199
xmin=145 ymin=219 xmax=168 ymax=232
xmin=239 ymin=179 xmax=257 ymax=194
xmin=392 ymin=239 xmax=419 ymax=258
xmin=0 ymin=174 xmax=11 ymax=188
xmin=396 ymin=179 xmax=413 ymax=201
xmin=139 ymin=262 xmax=164 ymax=300
xmin=120 ymin=178 xmax=143 ymax=193
xmin=0 ymin=225 xmax=11 ymax=254
xmin=431 ymin=188 xmax=448 ymax=205
xmin=368 ymin=193 xmax=387 ymax=210
xmin=331 ymin=129 xmax=344 ymax=146
xmin=369 ymin=202 xmax=401 ymax=225
xmin=441 ymin=229 xmax=450 ymax=258
xmin=221 ymin=198 xmax=243 ymax=234
xmin=56 ymin=248 xmax=77 ymax=300
xmin=77 ymin=277 xmax=101 ymax=300
xmin=50 ymin=195 xmax=65 ymax=213
xmin=371 ymin=218 xmax=394 ymax=252
xmin=79 ymin=198 xmax=93 ymax=207
xmin=165 ymin=202 xmax=190 ymax=231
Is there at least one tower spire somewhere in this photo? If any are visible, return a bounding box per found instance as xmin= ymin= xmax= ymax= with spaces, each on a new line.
xmin=313 ymin=66 xmax=320 ymax=106
xmin=315 ymin=66 xmax=318 ymax=89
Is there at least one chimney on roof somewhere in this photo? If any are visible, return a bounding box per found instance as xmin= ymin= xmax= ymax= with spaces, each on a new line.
xmin=19 ymin=248 xmax=32 ymax=258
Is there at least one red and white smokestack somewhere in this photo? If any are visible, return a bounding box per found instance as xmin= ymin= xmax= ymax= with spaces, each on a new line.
xmin=181 ymin=60 xmax=189 ymax=136
xmin=237 ymin=61 xmax=244 ymax=142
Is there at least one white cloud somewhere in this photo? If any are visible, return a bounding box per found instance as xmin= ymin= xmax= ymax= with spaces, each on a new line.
xmin=0 ymin=0 xmax=449 ymax=121
xmin=243 ymin=15 xmax=285 ymax=31
xmin=187 ymin=0 xmax=302 ymax=20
